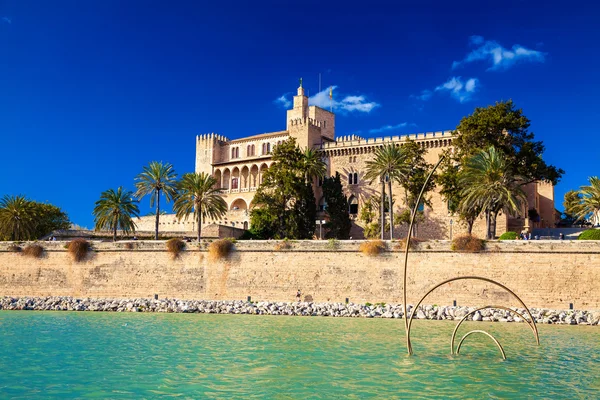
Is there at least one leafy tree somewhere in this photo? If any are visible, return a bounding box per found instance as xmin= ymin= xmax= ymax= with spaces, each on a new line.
xmin=93 ymin=187 xmax=140 ymax=241
xmin=459 ymin=146 xmax=526 ymax=239
xmin=134 ymin=161 xmax=178 ymax=240
xmin=396 ymin=141 xmax=435 ymax=237
xmin=173 ymin=172 xmax=227 ymax=241
xmin=250 ymin=138 xmax=316 ymax=239
xmin=439 ymin=101 xmax=563 ymax=230
xmin=365 ymin=144 xmax=410 ymax=239
xmin=0 ymin=195 xmax=37 ymax=241
xmin=575 ymin=176 xmax=600 ymax=225
xmin=452 ymin=100 xmax=563 ymax=185
xmin=322 ymin=172 xmax=352 ymax=239
xmin=30 ymin=202 xmax=70 ymax=239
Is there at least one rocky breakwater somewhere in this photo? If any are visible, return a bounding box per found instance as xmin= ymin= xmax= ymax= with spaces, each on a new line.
xmin=1 ymin=297 xmax=599 ymax=325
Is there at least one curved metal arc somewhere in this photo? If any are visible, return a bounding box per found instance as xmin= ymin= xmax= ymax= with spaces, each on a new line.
xmin=456 ymin=330 xmax=506 ymax=360
xmin=403 ymin=156 xmax=445 ymax=354
xmin=405 ymin=276 xmax=539 ymax=355
xmin=450 ymin=305 xmax=539 ymax=355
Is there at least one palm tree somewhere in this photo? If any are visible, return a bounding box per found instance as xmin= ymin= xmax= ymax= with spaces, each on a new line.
xmin=302 ymin=148 xmax=326 ymax=183
xmin=93 ymin=187 xmax=140 ymax=242
xmin=173 ymin=172 xmax=227 ymax=241
xmin=575 ymin=176 xmax=600 ymax=226
xmin=365 ymin=145 xmax=410 ymax=240
xmin=134 ymin=161 xmax=178 ymax=240
xmin=0 ymin=195 xmax=37 ymax=241
xmin=459 ymin=146 xmax=525 ymax=239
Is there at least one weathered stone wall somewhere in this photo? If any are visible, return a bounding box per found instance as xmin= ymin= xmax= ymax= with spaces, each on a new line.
xmin=1 ymin=240 xmax=599 ymax=310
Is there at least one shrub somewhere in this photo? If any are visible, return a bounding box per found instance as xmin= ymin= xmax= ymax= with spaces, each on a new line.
xmin=395 ymin=237 xmax=425 ymax=251
xmin=208 ymin=238 xmax=234 ymax=261
xmin=451 ymin=235 xmax=485 ymax=253
xmin=7 ymin=244 xmax=22 ymax=253
xmin=22 ymin=244 xmax=44 ymax=258
xmin=499 ymin=231 xmax=518 ymax=240
xmin=274 ymin=238 xmax=293 ymax=251
xmin=578 ymin=229 xmax=600 ymax=240
xmin=326 ymin=238 xmax=340 ymax=250
xmin=67 ymin=238 xmax=91 ymax=262
xmin=359 ymin=240 xmax=386 ymax=256
xmin=167 ymin=238 xmax=186 ymax=259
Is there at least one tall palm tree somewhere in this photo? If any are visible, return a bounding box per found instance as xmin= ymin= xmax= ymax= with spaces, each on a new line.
xmin=302 ymin=148 xmax=326 ymax=183
xmin=93 ymin=187 xmax=140 ymax=242
xmin=134 ymin=161 xmax=178 ymax=240
xmin=575 ymin=176 xmax=600 ymax=226
xmin=459 ymin=146 xmax=525 ymax=239
xmin=173 ymin=172 xmax=227 ymax=241
xmin=0 ymin=195 xmax=37 ymax=241
xmin=365 ymin=145 xmax=410 ymax=240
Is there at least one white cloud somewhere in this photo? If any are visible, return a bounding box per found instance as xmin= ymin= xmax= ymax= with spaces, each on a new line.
xmin=369 ymin=122 xmax=415 ymax=134
xmin=413 ymin=90 xmax=432 ymax=101
xmin=434 ymin=77 xmax=479 ymax=103
xmin=1 ymin=17 xmax=11 ymax=24
xmin=453 ymin=35 xmax=546 ymax=71
xmin=274 ymin=94 xmax=291 ymax=108
xmin=309 ymin=86 xmax=379 ymax=113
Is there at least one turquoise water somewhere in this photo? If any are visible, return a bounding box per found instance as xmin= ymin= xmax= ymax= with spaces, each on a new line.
xmin=0 ymin=312 xmax=598 ymax=398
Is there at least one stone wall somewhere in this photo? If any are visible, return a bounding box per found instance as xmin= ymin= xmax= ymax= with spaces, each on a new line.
xmin=1 ymin=240 xmax=598 ymax=310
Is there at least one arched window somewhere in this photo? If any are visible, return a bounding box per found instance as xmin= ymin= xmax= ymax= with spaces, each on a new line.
xmin=243 ymin=221 xmax=248 ymax=230
xmin=348 ymin=174 xmax=353 ymax=185
xmin=251 ymin=144 xmax=255 ymax=156
xmin=267 ymin=143 xmax=271 ymax=154
xmin=349 ymin=196 xmax=359 ymax=215
xmin=231 ymin=148 xmax=236 ymax=159
xmin=262 ymin=143 xmax=267 ymax=155
xmin=231 ymin=178 xmax=239 ymax=190
xmin=353 ymin=172 xmax=358 ymax=185
xmin=247 ymin=145 xmax=251 ymax=157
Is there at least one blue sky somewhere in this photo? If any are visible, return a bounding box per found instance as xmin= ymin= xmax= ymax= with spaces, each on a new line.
xmin=1 ymin=1 xmax=599 ymax=227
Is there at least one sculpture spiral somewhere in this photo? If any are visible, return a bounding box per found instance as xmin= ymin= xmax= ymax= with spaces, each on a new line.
xmin=401 ymin=156 xmax=540 ymax=359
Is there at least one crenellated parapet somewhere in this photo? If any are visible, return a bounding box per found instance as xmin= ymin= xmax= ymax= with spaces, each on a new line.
xmin=319 ymin=131 xmax=455 ymax=157
xmin=196 ymin=132 xmax=229 ymax=143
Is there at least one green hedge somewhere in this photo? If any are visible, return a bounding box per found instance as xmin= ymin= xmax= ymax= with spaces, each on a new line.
xmin=578 ymin=229 xmax=600 ymax=240
xmin=498 ymin=231 xmax=518 ymax=240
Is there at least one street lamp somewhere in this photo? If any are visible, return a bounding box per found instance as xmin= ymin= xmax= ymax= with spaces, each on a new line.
xmin=316 ymin=220 xmax=326 ymax=240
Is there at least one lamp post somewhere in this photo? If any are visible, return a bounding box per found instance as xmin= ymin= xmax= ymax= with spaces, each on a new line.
xmin=316 ymin=220 xmax=326 ymax=240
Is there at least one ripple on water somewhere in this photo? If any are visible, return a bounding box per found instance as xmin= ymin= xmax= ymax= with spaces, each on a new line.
xmin=0 ymin=312 xmax=598 ymax=399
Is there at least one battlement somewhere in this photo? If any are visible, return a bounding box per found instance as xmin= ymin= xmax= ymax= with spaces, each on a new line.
xmin=320 ymin=130 xmax=455 ymax=149
xmin=196 ymin=133 xmax=229 ymax=142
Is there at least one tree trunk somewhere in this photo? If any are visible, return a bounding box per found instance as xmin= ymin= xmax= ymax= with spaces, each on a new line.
xmin=154 ymin=189 xmax=160 ymax=240
xmin=380 ymin=178 xmax=386 ymax=240
xmin=467 ymin=218 xmax=474 ymax=235
xmin=388 ymin=178 xmax=394 ymax=240
xmin=197 ymin=210 xmax=202 ymax=242
xmin=113 ymin=214 xmax=118 ymax=242
xmin=489 ymin=210 xmax=498 ymax=239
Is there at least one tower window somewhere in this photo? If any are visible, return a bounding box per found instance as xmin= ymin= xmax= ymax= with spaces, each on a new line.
xmin=353 ymin=173 xmax=358 ymax=185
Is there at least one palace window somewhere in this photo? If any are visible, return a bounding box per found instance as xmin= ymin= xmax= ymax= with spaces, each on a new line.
xmin=348 ymin=172 xmax=358 ymax=185
xmin=231 ymin=147 xmax=239 ymax=159
xmin=231 ymin=178 xmax=239 ymax=190
xmin=247 ymin=144 xmax=255 ymax=157
xmin=349 ymin=195 xmax=359 ymax=215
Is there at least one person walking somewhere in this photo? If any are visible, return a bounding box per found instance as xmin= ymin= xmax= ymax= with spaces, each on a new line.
xmin=296 ymin=289 xmax=302 ymax=302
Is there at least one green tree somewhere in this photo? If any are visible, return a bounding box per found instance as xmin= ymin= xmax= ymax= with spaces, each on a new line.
xmin=322 ymin=172 xmax=352 ymax=239
xmin=93 ymin=187 xmax=140 ymax=241
xmin=251 ymin=138 xmax=316 ymax=239
xmin=173 ymin=172 xmax=227 ymax=241
xmin=575 ymin=176 xmax=600 ymax=225
xmin=30 ymin=202 xmax=71 ymax=239
xmin=134 ymin=161 xmax=178 ymax=240
xmin=439 ymin=101 xmax=563 ymax=232
xmin=302 ymin=148 xmax=326 ymax=183
xmin=459 ymin=146 xmax=526 ymax=239
xmin=365 ymin=144 xmax=410 ymax=240
xmin=563 ymin=190 xmax=583 ymax=224
xmin=0 ymin=195 xmax=37 ymax=241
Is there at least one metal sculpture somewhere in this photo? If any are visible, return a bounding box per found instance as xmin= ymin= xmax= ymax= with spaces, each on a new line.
xmin=401 ymin=155 xmax=540 ymax=359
